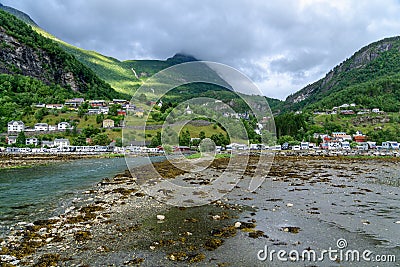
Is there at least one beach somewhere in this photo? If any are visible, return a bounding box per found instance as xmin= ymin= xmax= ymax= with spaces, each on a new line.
xmin=0 ymin=155 xmax=399 ymax=266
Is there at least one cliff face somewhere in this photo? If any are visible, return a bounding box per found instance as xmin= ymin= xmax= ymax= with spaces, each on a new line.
xmin=0 ymin=27 xmax=80 ymax=91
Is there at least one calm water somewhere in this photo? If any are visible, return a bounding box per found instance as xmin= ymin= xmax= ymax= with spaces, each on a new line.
xmin=0 ymin=157 xmax=161 ymax=235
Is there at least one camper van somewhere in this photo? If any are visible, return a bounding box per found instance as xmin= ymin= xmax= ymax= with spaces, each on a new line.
xmin=300 ymin=142 xmax=309 ymax=150
xmin=382 ymin=141 xmax=399 ymax=150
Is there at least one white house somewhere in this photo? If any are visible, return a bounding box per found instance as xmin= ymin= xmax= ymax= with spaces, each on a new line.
xmin=58 ymin=122 xmax=71 ymax=131
xmin=34 ymin=123 xmax=49 ymax=132
xmin=48 ymin=125 xmax=57 ymax=131
xmin=42 ymin=141 xmax=54 ymax=148
xmin=185 ymin=105 xmax=193 ymax=115
xmin=8 ymin=121 xmax=25 ymax=133
xmin=7 ymin=136 xmax=17 ymax=145
xmin=26 ymin=138 xmax=39 ymax=146
xmin=54 ymin=138 xmax=70 ymax=148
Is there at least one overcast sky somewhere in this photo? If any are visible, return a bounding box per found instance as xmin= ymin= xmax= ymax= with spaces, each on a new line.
xmin=3 ymin=0 xmax=400 ymax=99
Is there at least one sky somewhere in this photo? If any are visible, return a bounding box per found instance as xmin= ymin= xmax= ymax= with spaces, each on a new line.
xmin=3 ymin=0 xmax=400 ymax=100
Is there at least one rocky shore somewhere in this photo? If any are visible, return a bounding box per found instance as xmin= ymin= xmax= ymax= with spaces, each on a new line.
xmin=1 ymin=155 xmax=399 ymax=266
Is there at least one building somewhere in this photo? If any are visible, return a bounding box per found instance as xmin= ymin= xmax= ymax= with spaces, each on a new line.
xmin=45 ymin=104 xmax=64 ymax=109
xmin=26 ymin=138 xmax=39 ymax=146
xmin=88 ymin=109 xmax=102 ymax=115
xmin=65 ymin=98 xmax=85 ymax=108
xmin=103 ymin=119 xmax=115 ymax=128
xmin=113 ymin=99 xmax=129 ymax=106
xmin=48 ymin=125 xmax=57 ymax=131
xmin=353 ymin=131 xmax=367 ymax=143
xmin=340 ymin=110 xmax=355 ymax=115
xmin=332 ymin=132 xmax=352 ymax=141
xmin=42 ymin=140 xmax=54 ymax=148
xmin=7 ymin=136 xmax=17 ymax=145
xmin=185 ymin=105 xmax=193 ymax=115
xmin=8 ymin=121 xmax=25 ymax=133
xmin=117 ymin=110 xmax=127 ymax=116
xmin=54 ymin=139 xmax=70 ymax=148
xmin=372 ymin=108 xmax=381 ymax=113
xmin=34 ymin=123 xmax=49 ymax=132
xmin=89 ymin=100 xmax=106 ymax=107
xmin=135 ymin=109 xmax=144 ymax=117
xmin=58 ymin=122 xmax=71 ymax=131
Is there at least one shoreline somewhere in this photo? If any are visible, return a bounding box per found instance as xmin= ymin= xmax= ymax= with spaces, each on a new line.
xmin=1 ymin=149 xmax=399 ymax=170
xmin=0 ymin=155 xmax=399 ymax=266
xmin=0 ymin=153 xmax=125 ymax=170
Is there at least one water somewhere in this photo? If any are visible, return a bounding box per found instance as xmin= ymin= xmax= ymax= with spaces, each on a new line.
xmin=0 ymin=157 xmax=162 ymax=235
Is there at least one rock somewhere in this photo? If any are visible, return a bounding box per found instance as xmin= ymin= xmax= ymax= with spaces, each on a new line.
xmin=234 ymin=222 xmax=242 ymax=228
xmin=212 ymin=215 xmax=221 ymax=220
xmin=157 ymin=215 xmax=165 ymax=221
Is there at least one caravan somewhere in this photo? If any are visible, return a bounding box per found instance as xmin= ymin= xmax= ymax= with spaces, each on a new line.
xmin=382 ymin=141 xmax=399 ymax=150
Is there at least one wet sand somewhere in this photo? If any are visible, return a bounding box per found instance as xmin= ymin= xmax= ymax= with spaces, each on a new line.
xmin=1 ymin=156 xmax=399 ymax=266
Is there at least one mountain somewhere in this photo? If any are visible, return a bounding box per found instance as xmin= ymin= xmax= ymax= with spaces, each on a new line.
xmin=0 ymin=3 xmax=38 ymax=27
xmin=0 ymin=3 xmax=282 ymax=112
xmin=0 ymin=9 xmax=123 ymax=100
xmin=282 ymin=36 xmax=400 ymax=112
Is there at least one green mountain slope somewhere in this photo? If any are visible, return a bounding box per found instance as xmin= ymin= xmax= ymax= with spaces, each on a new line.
xmin=282 ymin=36 xmax=400 ymax=112
xmin=0 ymin=3 xmax=282 ymax=113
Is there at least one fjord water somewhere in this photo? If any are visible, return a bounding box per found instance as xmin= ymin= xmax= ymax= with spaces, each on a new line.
xmin=0 ymin=157 xmax=133 ymax=235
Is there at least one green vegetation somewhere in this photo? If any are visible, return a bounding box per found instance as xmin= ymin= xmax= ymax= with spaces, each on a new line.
xmin=283 ymin=36 xmax=400 ymax=113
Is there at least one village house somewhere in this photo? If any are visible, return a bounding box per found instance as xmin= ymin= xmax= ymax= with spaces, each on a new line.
xmin=89 ymin=100 xmax=106 ymax=107
xmin=34 ymin=123 xmax=49 ymax=132
xmin=340 ymin=110 xmax=355 ymax=115
xmin=100 ymin=107 xmax=109 ymax=114
xmin=8 ymin=121 xmax=25 ymax=134
xmin=353 ymin=131 xmax=367 ymax=143
xmin=113 ymin=99 xmax=129 ymax=106
xmin=7 ymin=136 xmax=17 ymax=145
xmin=332 ymin=132 xmax=352 ymax=141
xmin=117 ymin=110 xmax=127 ymax=116
xmin=65 ymin=98 xmax=85 ymax=108
xmin=45 ymin=104 xmax=64 ymax=110
xmin=54 ymin=138 xmax=70 ymax=148
xmin=26 ymin=138 xmax=39 ymax=146
xmin=41 ymin=140 xmax=54 ymax=148
xmin=48 ymin=125 xmax=57 ymax=131
xmin=103 ymin=119 xmax=115 ymax=128
xmin=134 ymin=109 xmax=144 ymax=117
xmin=88 ymin=109 xmax=102 ymax=115
xmin=58 ymin=122 xmax=71 ymax=131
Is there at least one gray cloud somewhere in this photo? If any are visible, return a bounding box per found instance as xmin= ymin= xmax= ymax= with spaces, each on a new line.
xmin=3 ymin=0 xmax=400 ymax=99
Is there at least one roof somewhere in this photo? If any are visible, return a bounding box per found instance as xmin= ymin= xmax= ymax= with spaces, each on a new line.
xmin=35 ymin=123 xmax=48 ymax=126
xmin=8 ymin=120 xmax=24 ymax=125
xmin=54 ymin=138 xmax=69 ymax=142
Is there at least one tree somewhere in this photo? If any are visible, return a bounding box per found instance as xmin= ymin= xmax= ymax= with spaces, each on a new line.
xmin=82 ymin=126 xmax=100 ymax=138
xmin=179 ymin=129 xmax=191 ymax=146
xmin=92 ymin=133 xmax=111 ymax=146
xmin=96 ymin=113 xmax=105 ymax=124
xmin=199 ymin=131 xmax=206 ymax=140
xmin=150 ymin=132 xmax=162 ymax=148
xmin=278 ymin=135 xmax=295 ymax=145
xmin=72 ymin=135 xmax=87 ymax=146
xmin=34 ymin=108 xmax=48 ymax=122
xmin=109 ymin=104 xmax=122 ymax=116
xmin=16 ymin=131 xmax=26 ymax=146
